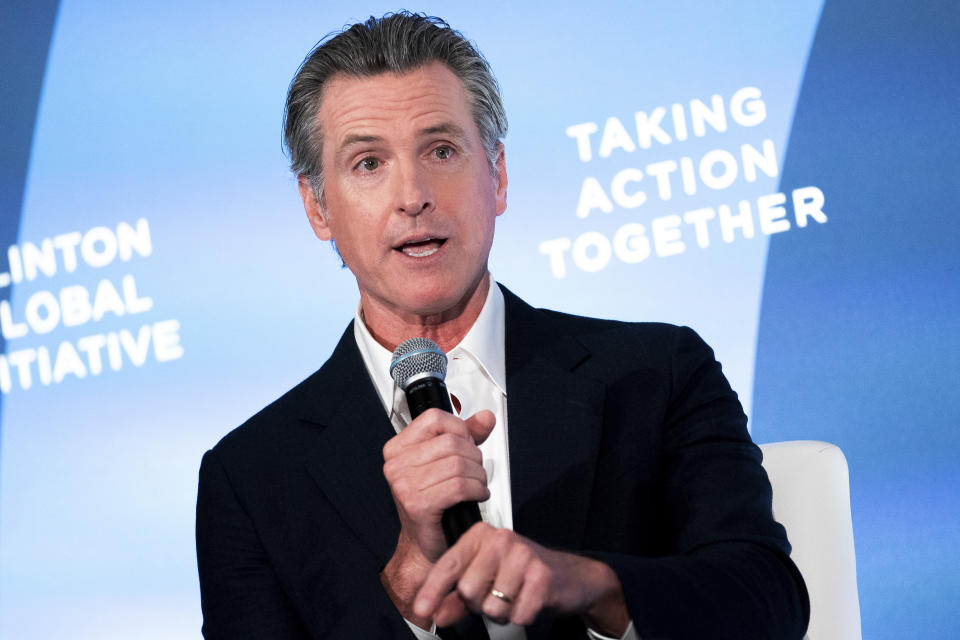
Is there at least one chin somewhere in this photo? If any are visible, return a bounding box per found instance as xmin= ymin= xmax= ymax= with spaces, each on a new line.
xmin=405 ymin=279 xmax=477 ymax=317
xmin=407 ymin=292 xmax=462 ymax=317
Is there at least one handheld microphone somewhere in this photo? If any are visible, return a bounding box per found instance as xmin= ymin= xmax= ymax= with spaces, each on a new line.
xmin=390 ymin=337 xmax=482 ymax=546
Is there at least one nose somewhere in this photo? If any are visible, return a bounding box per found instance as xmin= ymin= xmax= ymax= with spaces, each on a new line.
xmin=394 ymin=160 xmax=433 ymax=217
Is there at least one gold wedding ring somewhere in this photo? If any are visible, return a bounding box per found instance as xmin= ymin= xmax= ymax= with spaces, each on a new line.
xmin=489 ymin=588 xmax=513 ymax=604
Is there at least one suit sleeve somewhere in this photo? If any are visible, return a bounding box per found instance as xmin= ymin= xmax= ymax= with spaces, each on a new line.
xmin=592 ymin=326 xmax=809 ymax=640
xmin=196 ymin=446 xmax=422 ymax=639
xmin=196 ymin=449 xmax=311 ymax=639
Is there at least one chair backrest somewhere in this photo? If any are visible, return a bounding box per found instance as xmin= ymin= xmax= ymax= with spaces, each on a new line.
xmin=759 ymin=441 xmax=861 ymax=640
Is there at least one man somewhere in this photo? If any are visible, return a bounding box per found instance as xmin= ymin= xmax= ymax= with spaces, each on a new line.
xmin=196 ymin=12 xmax=808 ymax=640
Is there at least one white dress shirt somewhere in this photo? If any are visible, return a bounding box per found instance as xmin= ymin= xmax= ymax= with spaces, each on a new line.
xmin=354 ymin=281 xmax=637 ymax=640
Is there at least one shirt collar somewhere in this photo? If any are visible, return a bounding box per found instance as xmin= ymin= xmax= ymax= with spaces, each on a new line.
xmin=353 ymin=280 xmax=507 ymax=416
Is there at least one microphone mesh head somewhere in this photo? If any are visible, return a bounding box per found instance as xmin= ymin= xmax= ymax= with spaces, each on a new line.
xmin=390 ymin=337 xmax=448 ymax=389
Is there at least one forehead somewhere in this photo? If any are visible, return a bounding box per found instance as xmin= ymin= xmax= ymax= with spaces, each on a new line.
xmin=317 ymin=62 xmax=478 ymax=149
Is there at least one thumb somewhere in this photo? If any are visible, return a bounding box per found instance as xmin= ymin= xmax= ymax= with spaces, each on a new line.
xmin=464 ymin=410 xmax=496 ymax=445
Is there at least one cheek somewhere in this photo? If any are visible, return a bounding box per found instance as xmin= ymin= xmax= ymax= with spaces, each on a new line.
xmin=335 ymin=226 xmax=375 ymax=264
xmin=324 ymin=194 xmax=385 ymax=249
xmin=462 ymin=219 xmax=496 ymax=256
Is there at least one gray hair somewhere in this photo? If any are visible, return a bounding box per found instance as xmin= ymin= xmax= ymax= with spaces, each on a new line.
xmin=283 ymin=11 xmax=508 ymax=205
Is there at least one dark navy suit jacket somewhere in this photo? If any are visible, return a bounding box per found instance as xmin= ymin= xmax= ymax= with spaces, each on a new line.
xmin=196 ymin=287 xmax=808 ymax=639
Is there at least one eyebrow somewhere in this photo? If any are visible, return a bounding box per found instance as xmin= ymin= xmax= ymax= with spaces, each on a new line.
xmin=337 ymin=123 xmax=469 ymax=154
xmin=338 ymin=134 xmax=382 ymax=152
xmin=419 ymin=123 xmax=467 ymax=139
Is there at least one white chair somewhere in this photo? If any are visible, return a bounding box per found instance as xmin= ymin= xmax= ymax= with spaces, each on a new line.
xmin=759 ymin=441 xmax=861 ymax=640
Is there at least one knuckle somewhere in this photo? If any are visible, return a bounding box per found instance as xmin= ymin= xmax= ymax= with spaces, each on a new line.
xmin=465 ymin=521 xmax=491 ymax=541
xmin=423 ymin=408 xmax=450 ymax=429
xmin=382 ymin=459 xmax=397 ymax=479
xmin=438 ymin=433 xmax=459 ymax=452
xmin=457 ymin=579 xmax=481 ymax=602
xmin=407 ymin=411 xmax=433 ymax=433
xmin=449 ymin=456 xmax=467 ymax=476
xmin=382 ymin=441 xmax=396 ymax=459
xmin=453 ymin=477 xmax=472 ymax=497
xmin=512 ymin=543 xmax=533 ymax=566
xmin=530 ymin=562 xmax=553 ymax=590
xmin=392 ymin=477 xmax=410 ymax=496
xmin=493 ymin=528 xmax=515 ymax=546
xmin=441 ymin=553 xmax=461 ymax=573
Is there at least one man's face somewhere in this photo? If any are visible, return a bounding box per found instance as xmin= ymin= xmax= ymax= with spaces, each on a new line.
xmin=302 ymin=62 xmax=507 ymax=325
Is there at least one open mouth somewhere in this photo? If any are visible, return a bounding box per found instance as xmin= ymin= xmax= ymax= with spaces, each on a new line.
xmin=395 ymin=237 xmax=447 ymax=258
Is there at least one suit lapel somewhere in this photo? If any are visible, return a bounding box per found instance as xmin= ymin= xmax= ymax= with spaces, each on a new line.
xmin=301 ymin=324 xmax=401 ymax=566
xmin=297 ymin=291 xmax=607 ymax=564
xmin=501 ymin=287 xmax=605 ymax=551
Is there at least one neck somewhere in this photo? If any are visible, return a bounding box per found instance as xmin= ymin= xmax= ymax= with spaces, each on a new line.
xmin=361 ymin=273 xmax=491 ymax=353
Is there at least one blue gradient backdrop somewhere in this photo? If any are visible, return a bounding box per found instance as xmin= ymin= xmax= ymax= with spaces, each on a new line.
xmin=1 ymin=1 xmax=956 ymax=638
xmin=753 ymin=1 xmax=960 ymax=636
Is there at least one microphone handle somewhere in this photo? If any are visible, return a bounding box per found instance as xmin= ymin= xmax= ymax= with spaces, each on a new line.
xmin=441 ymin=501 xmax=483 ymax=548
xmin=405 ymin=376 xmax=483 ymax=547
xmin=405 ymin=376 xmax=454 ymax=417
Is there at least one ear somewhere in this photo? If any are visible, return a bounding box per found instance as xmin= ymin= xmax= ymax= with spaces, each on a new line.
xmin=298 ymin=175 xmax=333 ymax=241
xmin=493 ymin=142 xmax=508 ymax=216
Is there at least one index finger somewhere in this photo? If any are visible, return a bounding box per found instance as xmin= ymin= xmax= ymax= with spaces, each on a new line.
xmin=412 ymin=522 xmax=490 ymax=618
xmin=383 ymin=408 xmax=473 ymax=458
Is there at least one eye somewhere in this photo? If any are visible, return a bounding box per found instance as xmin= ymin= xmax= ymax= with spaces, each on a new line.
xmin=433 ymin=146 xmax=454 ymax=160
xmin=357 ymin=157 xmax=379 ymax=171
